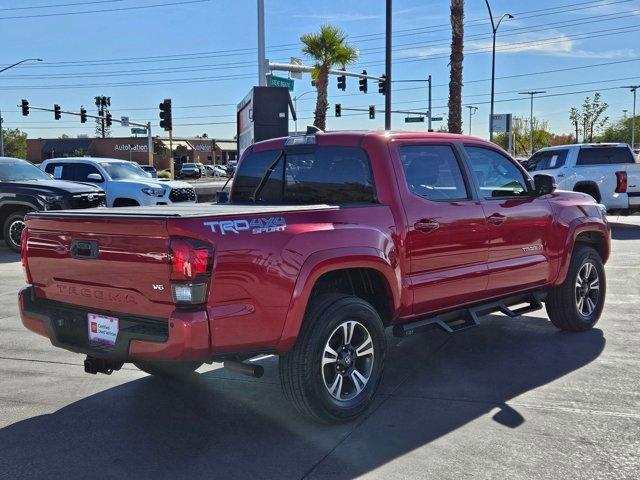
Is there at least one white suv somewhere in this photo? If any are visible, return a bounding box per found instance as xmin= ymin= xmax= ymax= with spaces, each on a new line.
xmin=41 ymin=158 xmax=197 ymax=207
xmin=525 ymin=143 xmax=640 ymax=213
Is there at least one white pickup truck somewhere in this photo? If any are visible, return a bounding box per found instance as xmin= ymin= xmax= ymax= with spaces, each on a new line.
xmin=525 ymin=143 xmax=640 ymax=214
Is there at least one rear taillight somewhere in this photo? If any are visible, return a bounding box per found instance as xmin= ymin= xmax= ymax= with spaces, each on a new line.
xmin=615 ymin=171 xmax=628 ymax=193
xmin=21 ymin=228 xmax=32 ymax=284
xmin=169 ymin=237 xmax=213 ymax=304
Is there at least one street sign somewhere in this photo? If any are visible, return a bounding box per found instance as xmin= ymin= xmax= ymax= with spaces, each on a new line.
xmin=405 ymin=116 xmax=425 ymax=123
xmin=290 ymin=57 xmax=302 ymax=79
xmin=121 ymin=116 xmax=130 ymax=127
xmin=131 ymin=127 xmax=147 ymax=135
xmin=268 ymin=74 xmax=294 ymax=91
xmin=431 ymin=116 xmax=444 ymax=121
xmin=491 ymin=113 xmax=513 ymax=133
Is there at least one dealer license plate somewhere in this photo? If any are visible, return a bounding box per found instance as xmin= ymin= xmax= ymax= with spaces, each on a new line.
xmin=88 ymin=313 xmax=119 ymax=346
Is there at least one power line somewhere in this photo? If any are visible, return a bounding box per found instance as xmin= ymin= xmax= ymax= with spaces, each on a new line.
xmin=1 ymin=0 xmax=123 ymax=11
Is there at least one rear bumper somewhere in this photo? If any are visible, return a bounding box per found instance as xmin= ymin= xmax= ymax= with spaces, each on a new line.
xmin=19 ymin=286 xmax=210 ymax=362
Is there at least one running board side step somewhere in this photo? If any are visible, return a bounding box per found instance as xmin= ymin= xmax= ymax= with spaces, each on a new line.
xmin=393 ymin=291 xmax=545 ymax=337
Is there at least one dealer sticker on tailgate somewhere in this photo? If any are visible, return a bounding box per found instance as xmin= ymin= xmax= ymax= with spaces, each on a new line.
xmin=88 ymin=313 xmax=119 ymax=346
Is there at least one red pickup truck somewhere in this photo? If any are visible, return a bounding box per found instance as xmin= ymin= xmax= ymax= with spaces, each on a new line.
xmin=19 ymin=130 xmax=610 ymax=423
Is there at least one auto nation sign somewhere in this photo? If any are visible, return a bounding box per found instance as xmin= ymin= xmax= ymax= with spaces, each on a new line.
xmin=114 ymin=144 xmax=148 ymax=152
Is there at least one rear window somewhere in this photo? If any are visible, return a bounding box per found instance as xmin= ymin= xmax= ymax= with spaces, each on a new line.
xmin=576 ymin=147 xmax=635 ymax=165
xmin=525 ymin=149 xmax=568 ymax=171
xmin=231 ymin=146 xmax=375 ymax=204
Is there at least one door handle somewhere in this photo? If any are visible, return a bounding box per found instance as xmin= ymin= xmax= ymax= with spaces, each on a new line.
xmin=414 ymin=219 xmax=440 ymax=232
xmin=487 ymin=213 xmax=507 ymax=226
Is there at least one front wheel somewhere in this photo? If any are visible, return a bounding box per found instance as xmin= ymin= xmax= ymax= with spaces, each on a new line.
xmin=279 ymin=294 xmax=387 ymax=423
xmin=3 ymin=211 xmax=30 ymax=253
xmin=546 ymin=245 xmax=606 ymax=332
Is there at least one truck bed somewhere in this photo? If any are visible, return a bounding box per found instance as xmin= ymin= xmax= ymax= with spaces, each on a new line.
xmin=30 ymin=203 xmax=340 ymax=219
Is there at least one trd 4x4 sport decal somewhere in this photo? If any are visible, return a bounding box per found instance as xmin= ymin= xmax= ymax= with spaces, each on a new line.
xmin=204 ymin=217 xmax=286 ymax=235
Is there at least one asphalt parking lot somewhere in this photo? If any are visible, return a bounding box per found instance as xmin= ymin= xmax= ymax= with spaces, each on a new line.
xmin=1 ymin=218 xmax=639 ymax=480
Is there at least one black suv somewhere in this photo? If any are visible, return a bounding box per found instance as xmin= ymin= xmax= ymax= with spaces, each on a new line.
xmin=0 ymin=157 xmax=105 ymax=252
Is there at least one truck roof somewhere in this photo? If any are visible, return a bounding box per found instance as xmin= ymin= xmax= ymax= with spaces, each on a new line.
xmin=536 ymin=143 xmax=630 ymax=151
xmin=41 ymin=157 xmax=132 ymax=164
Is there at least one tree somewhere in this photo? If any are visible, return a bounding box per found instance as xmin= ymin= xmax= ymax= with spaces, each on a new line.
xmin=2 ymin=128 xmax=27 ymax=159
xmin=300 ymin=25 xmax=358 ymax=131
xmin=494 ymin=116 xmax=553 ymax=156
xmin=569 ymin=93 xmax=608 ymax=142
xmin=597 ymin=115 xmax=638 ymax=144
xmin=448 ymin=0 xmax=464 ymax=134
xmin=200 ymin=133 xmax=208 ymax=138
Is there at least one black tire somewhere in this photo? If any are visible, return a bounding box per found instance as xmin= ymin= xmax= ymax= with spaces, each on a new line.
xmin=279 ymin=294 xmax=387 ymax=423
xmin=112 ymin=198 xmax=140 ymax=207
xmin=546 ymin=245 xmax=606 ymax=332
xmin=133 ymin=360 xmax=202 ymax=378
xmin=3 ymin=210 xmax=30 ymax=253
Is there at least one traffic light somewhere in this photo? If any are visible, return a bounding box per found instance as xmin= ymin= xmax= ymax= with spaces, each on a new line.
xmin=337 ymin=75 xmax=346 ymax=91
xmin=159 ymin=98 xmax=172 ymax=131
xmin=369 ymin=105 xmax=375 ymax=119
xmin=54 ymin=104 xmax=61 ymax=120
xmin=80 ymin=107 xmax=87 ymax=123
xmin=21 ymin=99 xmax=29 ymax=116
xmin=378 ymin=74 xmax=387 ymax=95
xmin=359 ymin=70 xmax=368 ymax=93
xmin=105 ymin=113 xmax=112 ymax=127
xmin=335 ymin=104 xmax=341 ymax=117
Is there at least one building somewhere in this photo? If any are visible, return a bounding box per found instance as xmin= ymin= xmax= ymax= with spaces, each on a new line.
xmin=27 ymin=137 xmax=237 ymax=171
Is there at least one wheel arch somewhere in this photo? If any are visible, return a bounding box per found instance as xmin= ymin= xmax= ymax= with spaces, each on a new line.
xmin=275 ymin=247 xmax=401 ymax=354
xmin=573 ymin=181 xmax=601 ymax=203
xmin=0 ymin=201 xmax=38 ymax=237
xmin=112 ymin=197 xmax=140 ymax=207
xmin=554 ymin=220 xmax=610 ymax=286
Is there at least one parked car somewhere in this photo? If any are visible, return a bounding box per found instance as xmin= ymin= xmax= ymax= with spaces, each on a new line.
xmin=41 ymin=157 xmax=196 ymax=207
xmin=205 ymin=165 xmax=227 ymax=177
xmin=226 ymin=160 xmax=237 ymax=177
xmin=140 ymin=165 xmax=158 ymax=178
xmin=0 ymin=156 xmax=104 ymax=252
xmin=525 ymin=143 xmax=640 ymax=214
xmin=177 ymin=163 xmax=201 ymax=179
xmin=195 ymin=163 xmax=206 ymax=176
xmin=20 ymin=131 xmax=610 ymax=423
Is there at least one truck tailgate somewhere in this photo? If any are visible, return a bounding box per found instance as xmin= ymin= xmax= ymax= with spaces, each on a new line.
xmin=625 ymin=164 xmax=640 ymax=207
xmin=25 ymin=214 xmax=175 ymax=318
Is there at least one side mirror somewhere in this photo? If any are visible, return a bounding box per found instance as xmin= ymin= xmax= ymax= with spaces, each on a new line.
xmin=534 ymin=174 xmax=556 ymax=196
xmin=87 ymin=173 xmax=103 ymax=182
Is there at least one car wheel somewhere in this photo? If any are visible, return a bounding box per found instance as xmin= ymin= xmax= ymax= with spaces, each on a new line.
xmin=279 ymin=294 xmax=387 ymax=423
xmin=3 ymin=211 xmax=30 ymax=253
xmin=133 ymin=360 xmax=203 ymax=378
xmin=546 ymin=245 xmax=606 ymax=332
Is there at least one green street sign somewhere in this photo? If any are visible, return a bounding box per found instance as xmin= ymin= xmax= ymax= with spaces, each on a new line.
xmin=131 ymin=127 xmax=147 ymax=135
xmin=431 ymin=116 xmax=444 ymax=121
xmin=405 ymin=116 xmax=425 ymax=123
xmin=268 ymin=75 xmax=294 ymax=91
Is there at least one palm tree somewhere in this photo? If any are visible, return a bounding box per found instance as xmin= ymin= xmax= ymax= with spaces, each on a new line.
xmin=448 ymin=0 xmax=464 ymax=134
xmin=301 ymin=25 xmax=358 ymax=131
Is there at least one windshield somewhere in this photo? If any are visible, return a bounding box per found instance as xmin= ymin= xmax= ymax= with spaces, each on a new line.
xmin=99 ymin=162 xmax=149 ymax=180
xmin=0 ymin=160 xmax=51 ymax=181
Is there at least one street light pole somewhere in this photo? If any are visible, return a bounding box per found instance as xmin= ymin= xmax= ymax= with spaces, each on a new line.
xmin=466 ymin=105 xmax=478 ymax=135
xmin=484 ymin=1 xmax=512 ymax=142
xmin=257 ymin=0 xmax=266 ymax=86
xmin=622 ymin=85 xmax=639 ymax=150
xmin=519 ymin=90 xmax=546 ymax=155
xmin=293 ymin=90 xmax=315 ymax=134
xmin=0 ymin=58 xmax=43 ymax=156
xmin=384 ymin=0 xmax=392 ymax=131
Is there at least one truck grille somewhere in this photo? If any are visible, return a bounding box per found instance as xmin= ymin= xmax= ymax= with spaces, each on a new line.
xmin=69 ymin=192 xmax=106 ymax=209
xmin=169 ymin=187 xmax=196 ymax=203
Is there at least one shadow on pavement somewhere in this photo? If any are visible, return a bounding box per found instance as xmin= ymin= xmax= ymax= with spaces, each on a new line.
xmin=609 ymin=221 xmax=640 ymax=240
xmin=0 ymin=248 xmax=20 ymax=264
xmin=0 ymin=315 xmax=604 ymax=480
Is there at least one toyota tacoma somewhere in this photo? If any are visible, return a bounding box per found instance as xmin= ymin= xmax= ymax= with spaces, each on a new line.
xmin=19 ymin=131 xmax=610 ymax=422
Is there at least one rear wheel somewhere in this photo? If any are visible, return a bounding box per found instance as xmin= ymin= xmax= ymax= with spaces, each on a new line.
xmin=546 ymin=245 xmax=606 ymax=331
xmin=3 ymin=210 xmax=30 ymax=253
xmin=279 ymin=294 xmax=386 ymax=423
xmin=133 ymin=360 xmax=202 ymax=378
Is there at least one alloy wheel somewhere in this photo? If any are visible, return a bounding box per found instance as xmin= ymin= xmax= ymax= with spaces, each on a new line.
xmin=575 ymin=261 xmax=600 ymax=317
xmin=8 ymin=219 xmax=26 ymax=249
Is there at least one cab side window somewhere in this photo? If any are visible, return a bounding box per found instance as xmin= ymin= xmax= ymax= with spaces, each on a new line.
xmin=399 ymin=145 xmax=469 ymax=201
xmin=73 ymin=163 xmax=102 ymax=182
xmin=465 ymin=146 xmax=530 ymax=199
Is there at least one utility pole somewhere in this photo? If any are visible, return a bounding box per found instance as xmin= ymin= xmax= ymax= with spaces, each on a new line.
xmin=466 ymin=105 xmax=478 ymax=135
xmin=484 ymin=1 xmax=513 ymax=142
xmin=0 ymin=107 xmax=4 ymax=157
xmin=519 ymin=90 xmax=546 ymax=155
xmin=384 ymin=0 xmax=392 ymax=130
xmin=427 ymin=75 xmax=433 ymax=132
xmin=147 ymin=122 xmax=153 ymax=167
xmin=621 ymin=85 xmax=639 ymax=150
xmin=257 ymin=0 xmax=266 ymax=86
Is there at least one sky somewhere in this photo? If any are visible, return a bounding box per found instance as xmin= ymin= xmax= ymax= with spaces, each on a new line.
xmin=1 ymin=0 xmax=639 ymax=141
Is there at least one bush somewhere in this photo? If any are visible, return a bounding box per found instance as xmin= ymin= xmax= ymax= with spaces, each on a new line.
xmin=158 ymin=170 xmax=171 ymax=179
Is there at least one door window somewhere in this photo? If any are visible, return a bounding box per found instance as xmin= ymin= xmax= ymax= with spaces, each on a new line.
xmin=465 ymin=146 xmax=530 ymax=199
xmin=525 ymin=149 xmax=568 ymax=171
xmin=72 ymin=163 xmax=102 ymax=182
xmin=399 ymin=145 xmax=468 ymax=201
